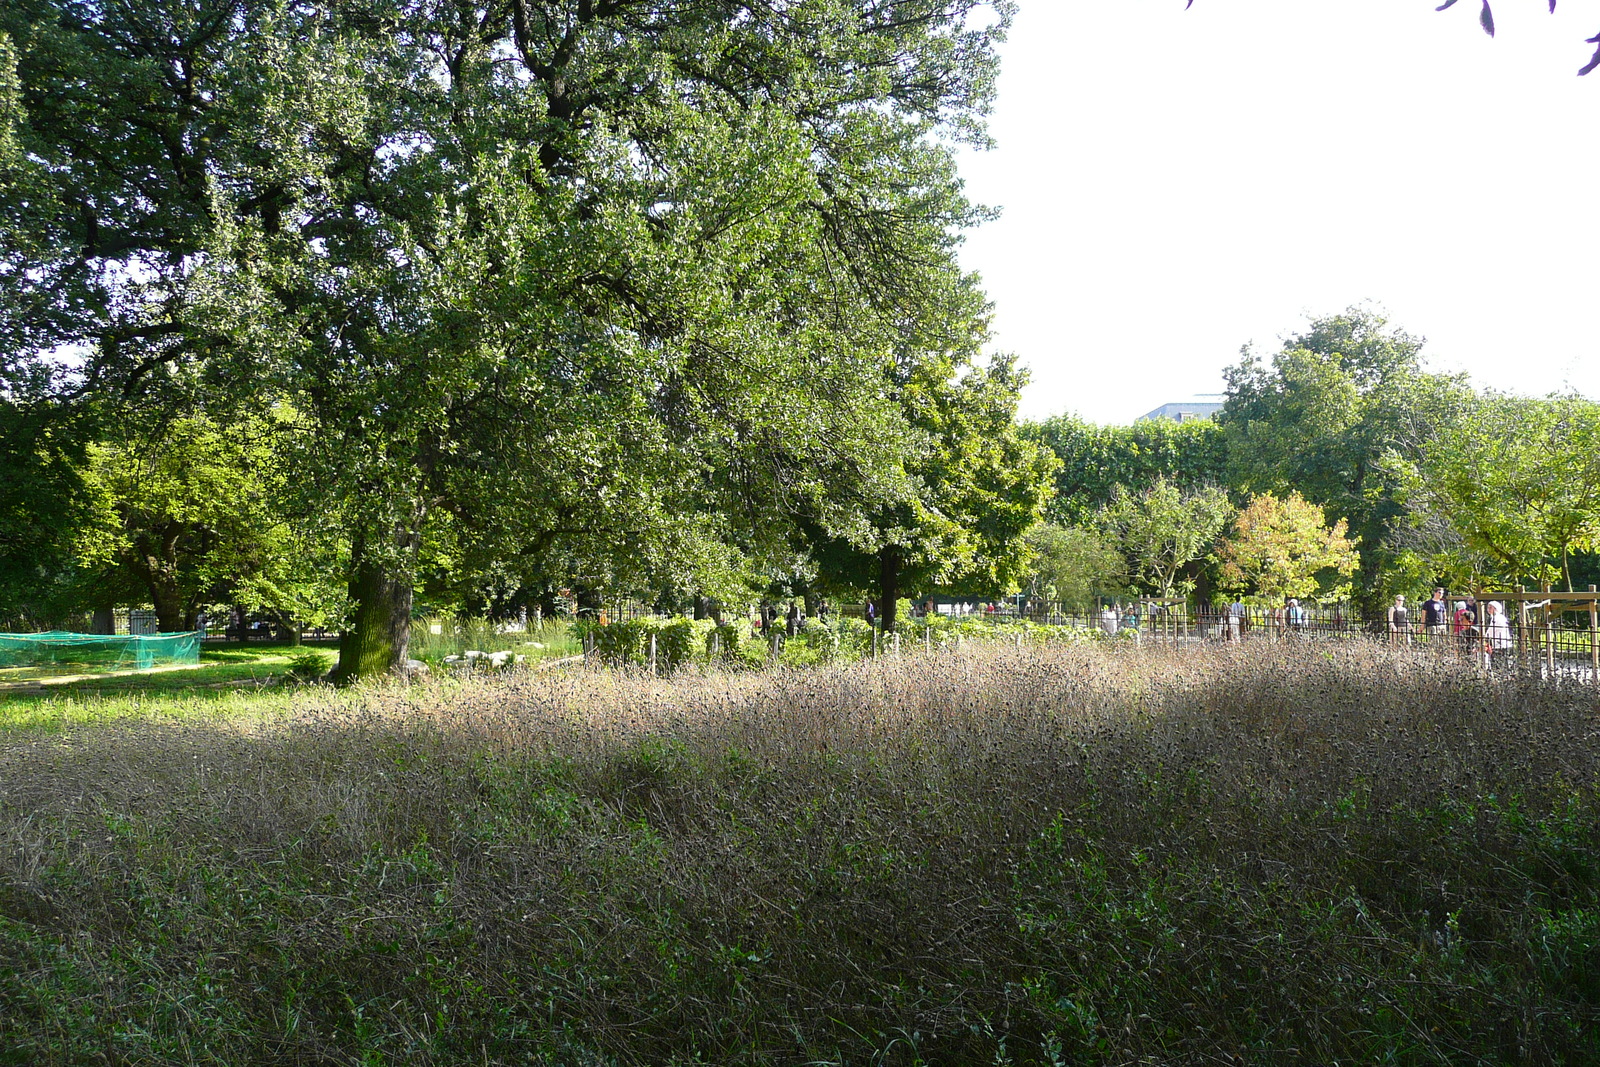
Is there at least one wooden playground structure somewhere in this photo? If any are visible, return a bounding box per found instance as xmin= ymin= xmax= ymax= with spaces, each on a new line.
xmin=1485 ymin=585 xmax=1600 ymax=682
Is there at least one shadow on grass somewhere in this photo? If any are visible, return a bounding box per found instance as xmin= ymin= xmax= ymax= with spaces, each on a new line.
xmin=0 ymin=642 xmax=339 ymax=712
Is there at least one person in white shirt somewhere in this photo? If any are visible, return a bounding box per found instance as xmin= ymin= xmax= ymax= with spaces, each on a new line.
xmin=1483 ymin=601 xmax=1513 ymax=670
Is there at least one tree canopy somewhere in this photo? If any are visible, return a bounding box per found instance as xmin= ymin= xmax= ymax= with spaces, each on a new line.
xmin=1024 ymin=415 xmax=1227 ymax=527
xmin=1097 ymin=477 xmax=1231 ymax=600
xmin=1217 ymin=308 xmax=1464 ymax=617
xmin=1216 ymin=491 xmax=1360 ymax=606
xmin=1391 ymin=392 xmax=1600 ymax=590
xmin=2 ymin=0 xmax=1020 ymax=674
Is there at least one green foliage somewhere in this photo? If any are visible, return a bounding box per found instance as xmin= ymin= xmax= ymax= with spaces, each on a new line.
xmin=573 ymin=618 xmax=715 ymax=673
xmin=808 ymin=348 xmax=1060 ymax=631
xmin=707 ymin=622 xmax=747 ymax=664
xmin=1023 ymin=522 xmax=1128 ymax=611
xmin=0 ymin=397 xmax=92 ymax=626
xmin=1218 ymin=308 xmax=1464 ymax=614
xmin=1024 ymin=414 xmax=1228 ymax=526
xmin=285 ymin=650 xmax=331 ymax=683
xmin=3 ymin=0 xmax=1016 ymax=678
xmin=1098 ymin=477 xmax=1232 ymax=598
xmin=72 ymin=412 xmax=344 ymax=633
xmin=1391 ymin=391 xmax=1600 ymax=590
xmin=1216 ymin=491 xmax=1361 ymax=604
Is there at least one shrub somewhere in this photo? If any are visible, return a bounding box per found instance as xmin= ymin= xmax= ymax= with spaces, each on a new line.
xmin=284 ymin=651 xmax=330 ymax=682
xmin=573 ymin=617 xmax=714 ymax=673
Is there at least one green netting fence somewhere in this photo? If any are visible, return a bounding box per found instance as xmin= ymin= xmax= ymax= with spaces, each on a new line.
xmin=0 ymin=631 xmax=202 ymax=672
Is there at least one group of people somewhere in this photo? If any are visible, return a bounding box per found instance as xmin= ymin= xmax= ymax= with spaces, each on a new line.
xmin=1388 ymin=587 xmax=1513 ymax=667
xmin=758 ymin=600 xmax=828 ymax=637
xmin=1218 ymin=597 xmax=1308 ymax=641
xmin=1097 ymin=602 xmax=1146 ymax=637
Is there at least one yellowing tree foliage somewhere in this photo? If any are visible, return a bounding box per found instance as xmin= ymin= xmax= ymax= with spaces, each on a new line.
xmin=1217 ymin=491 xmax=1360 ymax=605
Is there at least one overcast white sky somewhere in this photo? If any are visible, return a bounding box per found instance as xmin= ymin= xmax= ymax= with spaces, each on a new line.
xmin=956 ymin=0 xmax=1600 ymax=425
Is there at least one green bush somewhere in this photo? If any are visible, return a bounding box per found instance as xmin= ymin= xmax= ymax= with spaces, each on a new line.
xmin=285 ymin=651 xmax=331 ymax=682
xmin=573 ymin=617 xmax=714 ymax=673
xmin=707 ymin=621 xmax=753 ymax=664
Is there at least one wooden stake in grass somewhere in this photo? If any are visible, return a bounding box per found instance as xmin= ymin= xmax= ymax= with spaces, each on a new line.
xmin=1590 ymin=585 xmax=1597 ymax=687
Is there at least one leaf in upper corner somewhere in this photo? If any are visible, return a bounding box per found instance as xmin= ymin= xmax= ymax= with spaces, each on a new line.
xmin=1580 ymin=34 xmax=1600 ymax=76
xmin=1435 ymin=0 xmax=1461 ymax=10
xmin=1479 ymin=1 xmax=1495 ymax=36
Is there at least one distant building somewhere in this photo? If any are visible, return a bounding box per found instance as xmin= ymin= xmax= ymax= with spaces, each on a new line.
xmin=1136 ymin=395 xmax=1225 ymax=423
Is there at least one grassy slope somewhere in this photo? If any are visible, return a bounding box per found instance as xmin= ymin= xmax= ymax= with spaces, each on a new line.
xmin=1 ymin=644 xmax=1597 ymax=1065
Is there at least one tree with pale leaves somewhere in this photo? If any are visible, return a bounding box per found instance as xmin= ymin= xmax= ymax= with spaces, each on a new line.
xmin=1217 ymin=491 xmax=1361 ymax=606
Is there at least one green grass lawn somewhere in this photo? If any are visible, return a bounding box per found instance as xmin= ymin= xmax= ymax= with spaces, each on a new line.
xmin=0 ymin=626 xmax=585 ymax=729
xmin=0 ymin=640 xmax=332 ymax=692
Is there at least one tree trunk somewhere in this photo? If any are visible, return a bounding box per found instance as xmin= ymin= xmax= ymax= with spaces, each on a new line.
xmin=1357 ymin=553 xmax=1385 ymax=627
xmin=148 ymin=571 xmax=186 ymax=633
xmin=878 ymin=545 xmax=901 ymax=634
xmin=91 ymin=605 xmax=115 ymax=635
xmin=332 ymin=527 xmax=420 ymax=684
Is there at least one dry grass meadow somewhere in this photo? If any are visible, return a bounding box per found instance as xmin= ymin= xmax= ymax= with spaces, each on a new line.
xmin=2 ymin=640 xmax=1598 ymax=1065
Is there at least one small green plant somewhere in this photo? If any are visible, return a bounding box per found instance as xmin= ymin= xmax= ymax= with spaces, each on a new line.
xmin=285 ymin=651 xmax=331 ymax=682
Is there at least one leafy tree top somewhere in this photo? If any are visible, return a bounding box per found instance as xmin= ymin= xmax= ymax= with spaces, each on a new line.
xmin=1216 ymin=490 xmax=1360 ymax=606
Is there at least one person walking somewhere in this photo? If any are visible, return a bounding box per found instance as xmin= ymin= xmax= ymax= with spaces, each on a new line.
xmin=1387 ymin=594 xmax=1410 ymax=645
xmin=1452 ymin=600 xmax=1476 ymax=660
xmin=1422 ymin=587 xmax=1449 ymax=640
xmin=1227 ymin=598 xmax=1246 ymax=642
xmin=1099 ymin=602 xmax=1120 ymax=637
xmin=1483 ymin=600 xmax=1513 ymax=670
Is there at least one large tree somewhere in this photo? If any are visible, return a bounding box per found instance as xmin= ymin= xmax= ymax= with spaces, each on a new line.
xmin=1216 ymin=491 xmax=1360 ymax=606
xmin=73 ymin=410 xmax=345 ymax=634
xmin=1097 ymin=476 xmax=1231 ymax=600
xmin=1022 ymin=523 xmax=1126 ymax=613
xmin=1217 ymin=308 xmax=1465 ymax=618
xmin=4 ymin=0 xmax=1013 ymax=678
xmin=1393 ymin=392 xmax=1600 ymax=590
xmin=809 ymin=345 xmax=1059 ymax=633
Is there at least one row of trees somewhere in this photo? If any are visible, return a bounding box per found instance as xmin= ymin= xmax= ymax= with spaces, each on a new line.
xmin=4 ymin=4 xmax=1595 ymax=678
xmin=1022 ymin=310 xmax=1600 ymax=614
